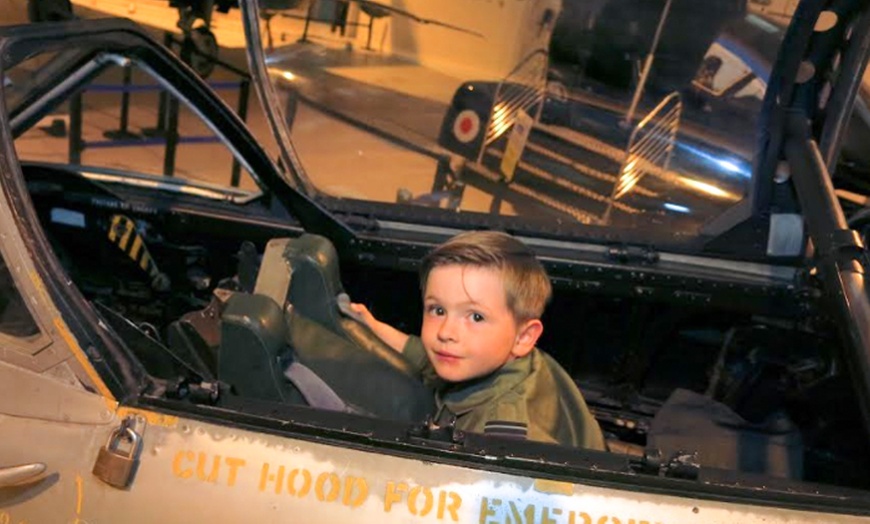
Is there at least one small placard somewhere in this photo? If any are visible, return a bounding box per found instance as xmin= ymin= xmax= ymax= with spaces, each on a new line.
xmin=500 ymin=109 xmax=534 ymax=183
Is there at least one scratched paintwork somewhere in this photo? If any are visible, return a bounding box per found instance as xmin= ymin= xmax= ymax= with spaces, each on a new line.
xmin=4 ymin=398 xmax=866 ymax=524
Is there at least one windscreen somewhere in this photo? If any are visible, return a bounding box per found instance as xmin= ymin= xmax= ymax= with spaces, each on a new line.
xmin=246 ymin=0 xmax=789 ymax=242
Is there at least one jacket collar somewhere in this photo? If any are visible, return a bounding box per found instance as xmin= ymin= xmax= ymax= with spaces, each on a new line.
xmin=436 ymin=349 xmax=538 ymax=417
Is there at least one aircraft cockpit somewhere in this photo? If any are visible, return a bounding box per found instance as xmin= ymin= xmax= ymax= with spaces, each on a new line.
xmin=4 ymin=1 xmax=870 ymax=521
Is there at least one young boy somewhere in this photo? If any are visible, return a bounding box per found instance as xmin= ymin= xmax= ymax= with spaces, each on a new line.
xmin=349 ymin=231 xmax=605 ymax=450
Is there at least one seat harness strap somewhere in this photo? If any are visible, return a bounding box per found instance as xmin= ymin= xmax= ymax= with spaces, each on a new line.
xmin=283 ymin=360 xmax=351 ymax=413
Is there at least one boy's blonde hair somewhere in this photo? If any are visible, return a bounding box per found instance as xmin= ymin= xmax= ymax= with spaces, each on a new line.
xmin=420 ymin=231 xmax=552 ymax=322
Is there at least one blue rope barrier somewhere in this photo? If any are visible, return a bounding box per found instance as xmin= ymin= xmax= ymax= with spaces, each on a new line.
xmin=82 ymin=135 xmax=221 ymax=149
xmin=87 ymin=81 xmax=244 ymax=93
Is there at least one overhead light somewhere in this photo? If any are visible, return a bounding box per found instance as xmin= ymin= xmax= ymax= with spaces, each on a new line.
xmin=664 ymin=202 xmax=691 ymax=213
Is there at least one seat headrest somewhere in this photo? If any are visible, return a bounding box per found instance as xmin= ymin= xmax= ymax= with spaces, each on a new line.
xmin=253 ymin=234 xmax=345 ymax=336
xmin=219 ymin=292 xmax=294 ymax=402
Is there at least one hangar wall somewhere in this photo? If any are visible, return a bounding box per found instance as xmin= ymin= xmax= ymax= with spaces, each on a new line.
xmin=352 ymin=0 xmax=562 ymax=81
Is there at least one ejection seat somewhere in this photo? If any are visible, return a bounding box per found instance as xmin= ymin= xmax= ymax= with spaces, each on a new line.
xmin=217 ymin=234 xmax=434 ymax=422
xmin=257 ymin=234 xmax=418 ymax=374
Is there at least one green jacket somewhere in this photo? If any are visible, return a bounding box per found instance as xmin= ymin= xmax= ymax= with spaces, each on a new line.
xmin=402 ymin=336 xmax=606 ymax=450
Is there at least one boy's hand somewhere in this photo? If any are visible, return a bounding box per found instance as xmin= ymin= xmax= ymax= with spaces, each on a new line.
xmin=348 ymin=302 xmax=377 ymax=327
xmin=338 ymin=297 xmax=409 ymax=353
xmin=337 ymin=293 xmax=370 ymax=324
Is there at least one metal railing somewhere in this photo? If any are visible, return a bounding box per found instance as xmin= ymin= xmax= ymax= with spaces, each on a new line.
xmin=617 ymin=91 xmax=682 ymax=195
xmin=604 ymin=91 xmax=682 ymax=222
xmin=477 ymin=49 xmax=549 ymax=163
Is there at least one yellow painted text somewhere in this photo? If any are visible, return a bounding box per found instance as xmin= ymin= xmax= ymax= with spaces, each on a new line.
xmin=384 ymin=481 xmax=462 ymax=521
xmin=258 ymin=463 xmax=369 ymax=508
xmin=171 ymin=450 xmax=246 ymax=487
xmin=479 ymin=497 xmax=661 ymax=524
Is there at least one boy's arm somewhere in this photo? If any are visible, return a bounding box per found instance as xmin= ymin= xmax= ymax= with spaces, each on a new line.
xmin=346 ymin=303 xmax=409 ymax=353
xmin=344 ymin=302 xmax=437 ymax=386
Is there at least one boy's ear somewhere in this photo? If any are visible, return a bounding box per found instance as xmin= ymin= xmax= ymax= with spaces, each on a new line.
xmin=511 ymin=319 xmax=543 ymax=358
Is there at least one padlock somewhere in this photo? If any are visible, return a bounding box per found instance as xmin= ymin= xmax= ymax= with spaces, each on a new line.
xmin=92 ymin=426 xmax=141 ymax=488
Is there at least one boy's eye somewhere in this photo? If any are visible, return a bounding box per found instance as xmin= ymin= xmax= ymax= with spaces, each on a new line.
xmin=427 ymin=305 xmax=445 ymax=316
xmin=471 ymin=312 xmax=485 ymax=323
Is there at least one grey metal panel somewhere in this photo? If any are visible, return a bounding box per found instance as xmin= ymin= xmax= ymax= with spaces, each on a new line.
xmin=0 ymin=412 xmax=106 ymax=523
xmin=0 ymin=332 xmax=65 ymax=372
xmin=4 ymin=411 xmax=863 ymax=524
xmin=0 ymin=75 xmax=106 ymax=388
xmin=0 ymin=96 xmax=90 ymax=379
xmin=0 ymin=359 xmax=114 ymax=424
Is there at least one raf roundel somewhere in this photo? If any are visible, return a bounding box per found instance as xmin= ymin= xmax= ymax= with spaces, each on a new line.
xmin=453 ymin=109 xmax=481 ymax=144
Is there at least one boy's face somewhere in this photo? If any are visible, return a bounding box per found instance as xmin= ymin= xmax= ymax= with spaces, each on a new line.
xmin=420 ymin=264 xmax=542 ymax=383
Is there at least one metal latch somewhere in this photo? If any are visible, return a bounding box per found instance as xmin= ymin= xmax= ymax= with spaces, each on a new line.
xmin=635 ymin=449 xmax=700 ymax=480
xmin=92 ymin=419 xmax=142 ymax=489
xmin=407 ymin=415 xmax=466 ymax=450
xmin=606 ymin=245 xmax=660 ymax=264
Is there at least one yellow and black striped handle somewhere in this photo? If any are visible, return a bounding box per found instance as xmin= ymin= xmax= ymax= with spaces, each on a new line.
xmin=107 ymin=215 xmax=170 ymax=291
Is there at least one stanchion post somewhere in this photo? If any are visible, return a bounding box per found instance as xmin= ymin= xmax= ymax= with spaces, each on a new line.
xmin=237 ymin=79 xmax=250 ymax=124
xmin=366 ymin=15 xmax=375 ymax=50
xmin=69 ymin=93 xmax=83 ymax=164
xmin=104 ymin=64 xmax=140 ymax=139
xmin=144 ymin=32 xmax=174 ymax=137
xmin=119 ymin=65 xmax=131 ymax=133
xmin=298 ymin=1 xmax=315 ymax=43
xmin=163 ymin=95 xmax=180 ymax=177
